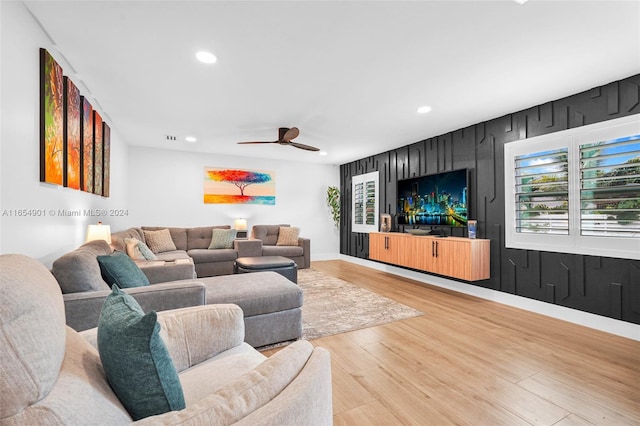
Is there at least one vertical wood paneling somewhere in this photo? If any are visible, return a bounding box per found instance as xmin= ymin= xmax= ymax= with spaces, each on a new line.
xmin=340 ymin=74 xmax=640 ymax=325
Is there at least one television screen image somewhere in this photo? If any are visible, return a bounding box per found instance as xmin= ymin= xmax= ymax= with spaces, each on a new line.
xmin=397 ymin=169 xmax=468 ymax=227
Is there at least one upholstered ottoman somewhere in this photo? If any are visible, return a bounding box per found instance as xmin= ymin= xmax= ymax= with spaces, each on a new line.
xmin=235 ymin=255 xmax=298 ymax=283
xmin=200 ymin=271 xmax=303 ymax=348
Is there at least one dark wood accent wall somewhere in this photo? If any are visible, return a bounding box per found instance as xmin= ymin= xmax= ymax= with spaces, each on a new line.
xmin=340 ymin=74 xmax=640 ymax=325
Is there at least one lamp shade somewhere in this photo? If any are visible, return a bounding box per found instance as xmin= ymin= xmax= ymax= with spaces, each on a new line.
xmin=234 ymin=218 xmax=247 ymax=231
xmin=86 ymin=222 xmax=112 ymax=244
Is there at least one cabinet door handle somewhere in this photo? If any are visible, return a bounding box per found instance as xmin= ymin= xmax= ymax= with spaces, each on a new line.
xmin=432 ymin=241 xmax=435 ymax=257
xmin=435 ymin=241 xmax=438 ymax=257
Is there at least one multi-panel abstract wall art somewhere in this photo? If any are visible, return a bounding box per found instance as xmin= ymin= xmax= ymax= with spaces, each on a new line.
xmin=40 ymin=48 xmax=110 ymax=197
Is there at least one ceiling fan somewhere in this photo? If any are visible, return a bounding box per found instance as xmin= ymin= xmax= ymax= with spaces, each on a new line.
xmin=237 ymin=127 xmax=320 ymax=151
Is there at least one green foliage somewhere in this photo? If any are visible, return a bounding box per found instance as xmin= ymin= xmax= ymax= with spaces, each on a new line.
xmin=326 ymin=186 xmax=340 ymax=229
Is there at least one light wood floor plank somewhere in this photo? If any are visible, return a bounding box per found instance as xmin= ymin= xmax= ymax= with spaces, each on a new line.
xmin=263 ymin=260 xmax=640 ymax=425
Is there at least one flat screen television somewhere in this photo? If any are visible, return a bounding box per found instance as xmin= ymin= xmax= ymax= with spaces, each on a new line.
xmin=397 ymin=169 xmax=468 ymax=227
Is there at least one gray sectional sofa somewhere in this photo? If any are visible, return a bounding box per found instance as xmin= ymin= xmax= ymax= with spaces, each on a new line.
xmin=52 ymin=239 xmax=304 ymax=348
xmin=110 ymin=224 xmax=310 ymax=277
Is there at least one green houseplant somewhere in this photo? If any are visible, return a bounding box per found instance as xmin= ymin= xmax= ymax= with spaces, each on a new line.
xmin=326 ymin=186 xmax=340 ymax=229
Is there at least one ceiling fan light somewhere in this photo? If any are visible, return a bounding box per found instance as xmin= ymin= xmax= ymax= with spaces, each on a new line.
xmin=196 ymin=51 xmax=217 ymax=64
xmin=319 ymin=151 xmax=328 ymax=156
xmin=417 ymin=105 xmax=432 ymax=114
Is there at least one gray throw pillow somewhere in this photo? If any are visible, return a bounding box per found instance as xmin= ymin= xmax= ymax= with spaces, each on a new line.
xmin=208 ymin=228 xmax=237 ymax=249
xmin=97 ymin=251 xmax=150 ymax=288
xmin=97 ymin=286 xmax=185 ymax=420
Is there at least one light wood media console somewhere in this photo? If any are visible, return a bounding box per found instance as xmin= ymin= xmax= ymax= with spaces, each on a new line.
xmin=369 ymin=232 xmax=490 ymax=281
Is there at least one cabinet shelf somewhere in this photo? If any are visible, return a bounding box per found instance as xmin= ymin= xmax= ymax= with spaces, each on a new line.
xmin=369 ymin=232 xmax=490 ymax=281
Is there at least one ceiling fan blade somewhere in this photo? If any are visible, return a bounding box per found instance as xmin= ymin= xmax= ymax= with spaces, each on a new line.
xmin=290 ymin=142 xmax=320 ymax=151
xmin=237 ymin=141 xmax=278 ymax=145
xmin=282 ymin=127 xmax=300 ymax=141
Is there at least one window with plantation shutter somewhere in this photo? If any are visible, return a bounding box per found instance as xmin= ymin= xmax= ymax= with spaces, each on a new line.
xmin=580 ymin=135 xmax=640 ymax=237
xmin=505 ymin=114 xmax=640 ymax=260
xmin=515 ymin=148 xmax=569 ymax=235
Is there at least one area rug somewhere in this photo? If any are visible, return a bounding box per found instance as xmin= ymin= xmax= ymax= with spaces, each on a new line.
xmin=297 ymin=268 xmax=424 ymax=340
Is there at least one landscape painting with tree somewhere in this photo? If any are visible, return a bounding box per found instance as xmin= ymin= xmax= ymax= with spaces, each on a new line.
xmin=204 ymin=167 xmax=275 ymax=204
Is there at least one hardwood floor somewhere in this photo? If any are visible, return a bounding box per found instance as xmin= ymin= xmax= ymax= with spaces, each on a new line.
xmin=264 ymin=260 xmax=640 ymax=425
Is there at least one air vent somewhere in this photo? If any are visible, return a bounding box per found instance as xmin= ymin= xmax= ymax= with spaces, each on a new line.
xmin=164 ymin=135 xmax=177 ymax=141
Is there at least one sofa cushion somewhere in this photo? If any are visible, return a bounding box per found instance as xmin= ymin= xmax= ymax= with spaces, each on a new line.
xmin=188 ymin=249 xmax=237 ymax=263
xmin=143 ymin=227 xmax=188 ymax=250
xmin=97 ymin=251 xmax=151 ymax=288
xmin=262 ymin=245 xmax=304 ymax=257
xmin=208 ymin=229 xmax=237 ymax=249
xmin=251 ymin=224 xmax=289 ymax=246
xmin=186 ymin=226 xmax=230 ymax=250
xmin=143 ymin=229 xmax=177 ymax=253
xmin=0 ymin=254 xmax=67 ymax=419
xmin=154 ymin=250 xmax=192 ymax=261
xmin=98 ymin=286 xmax=185 ymax=420
xmin=51 ymin=240 xmax=112 ymax=293
xmin=276 ymin=226 xmax=299 ymax=246
xmin=201 ymin=272 xmax=302 ymax=317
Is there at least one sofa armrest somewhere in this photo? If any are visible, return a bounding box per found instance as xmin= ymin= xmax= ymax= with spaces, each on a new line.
xmin=154 ymin=304 xmax=245 ymax=372
xmin=298 ymin=237 xmax=311 ymax=268
xmin=64 ymin=280 xmax=206 ymax=332
xmin=135 ymin=341 xmax=330 ymax=425
xmin=235 ymin=239 xmax=263 ymax=258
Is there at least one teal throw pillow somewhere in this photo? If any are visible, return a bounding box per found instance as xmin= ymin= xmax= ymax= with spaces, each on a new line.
xmin=97 ymin=251 xmax=150 ymax=288
xmin=137 ymin=241 xmax=158 ymax=260
xmin=97 ymin=286 xmax=185 ymax=420
xmin=208 ymin=228 xmax=237 ymax=249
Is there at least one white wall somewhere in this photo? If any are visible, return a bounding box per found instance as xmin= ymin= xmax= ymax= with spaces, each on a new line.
xmin=0 ymin=2 xmax=130 ymax=266
xmin=126 ymin=146 xmax=341 ymax=258
xmin=0 ymin=2 xmax=340 ymax=266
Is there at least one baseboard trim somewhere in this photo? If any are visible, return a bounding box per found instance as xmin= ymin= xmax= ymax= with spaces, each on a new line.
xmin=326 ymin=254 xmax=640 ymax=342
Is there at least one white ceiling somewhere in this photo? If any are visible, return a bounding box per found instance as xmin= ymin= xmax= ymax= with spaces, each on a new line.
xmin=23 ymin=0 xmax=640 ymax=165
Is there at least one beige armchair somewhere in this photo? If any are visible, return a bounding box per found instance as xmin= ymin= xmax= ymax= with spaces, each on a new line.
xmin=0 ymin=254 xmax=332 ymax=425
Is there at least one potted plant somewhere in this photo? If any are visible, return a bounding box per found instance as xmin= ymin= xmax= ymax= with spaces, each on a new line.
xmin=326 ymin=186 xmax=340 ymax=229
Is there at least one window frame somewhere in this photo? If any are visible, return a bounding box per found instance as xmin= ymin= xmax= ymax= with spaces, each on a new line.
xmin=504 ymin=114 xmax=640 ymax=260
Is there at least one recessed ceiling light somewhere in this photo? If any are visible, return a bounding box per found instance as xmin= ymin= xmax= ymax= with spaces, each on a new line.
xmin=319 ymin=151 xmax=328 ymax=156
xmin=185 ymin=136 xmax=197 ymax=142
xmin=196 ymin=51 xmax=217 ymax=64
xmin=417 ymin=105 xmax=432 ymax=114
xmin=513 ymin=0 xmax=528 ymax=4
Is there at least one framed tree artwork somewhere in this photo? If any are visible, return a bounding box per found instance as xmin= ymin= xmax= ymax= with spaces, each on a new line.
xmin=204 ymin=167 xmax=275 ymax=204
xmin=40 ymin=48 xmax=64 ymax=185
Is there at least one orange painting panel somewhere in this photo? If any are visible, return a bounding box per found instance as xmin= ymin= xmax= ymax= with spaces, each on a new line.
xmin=40 ymin=49 xmax=64 ymax=185
xmin=64 ymin=77 xmax=81 ymax=189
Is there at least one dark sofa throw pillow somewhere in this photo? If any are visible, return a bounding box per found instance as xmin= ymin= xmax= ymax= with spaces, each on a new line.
xmin=97 ymin=285 xmax=186 ymax=421
xmin=208 ymin=228 xmax=237 ymax=249
xmin=97 ymin=251 xmax=150 ymax=288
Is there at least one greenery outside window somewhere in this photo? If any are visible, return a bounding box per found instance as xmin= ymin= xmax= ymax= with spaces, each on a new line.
xmin=580 ymin=135 xmax=640 ymax=237
xmin=505 ymin=114 xmax=640 ymax=260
